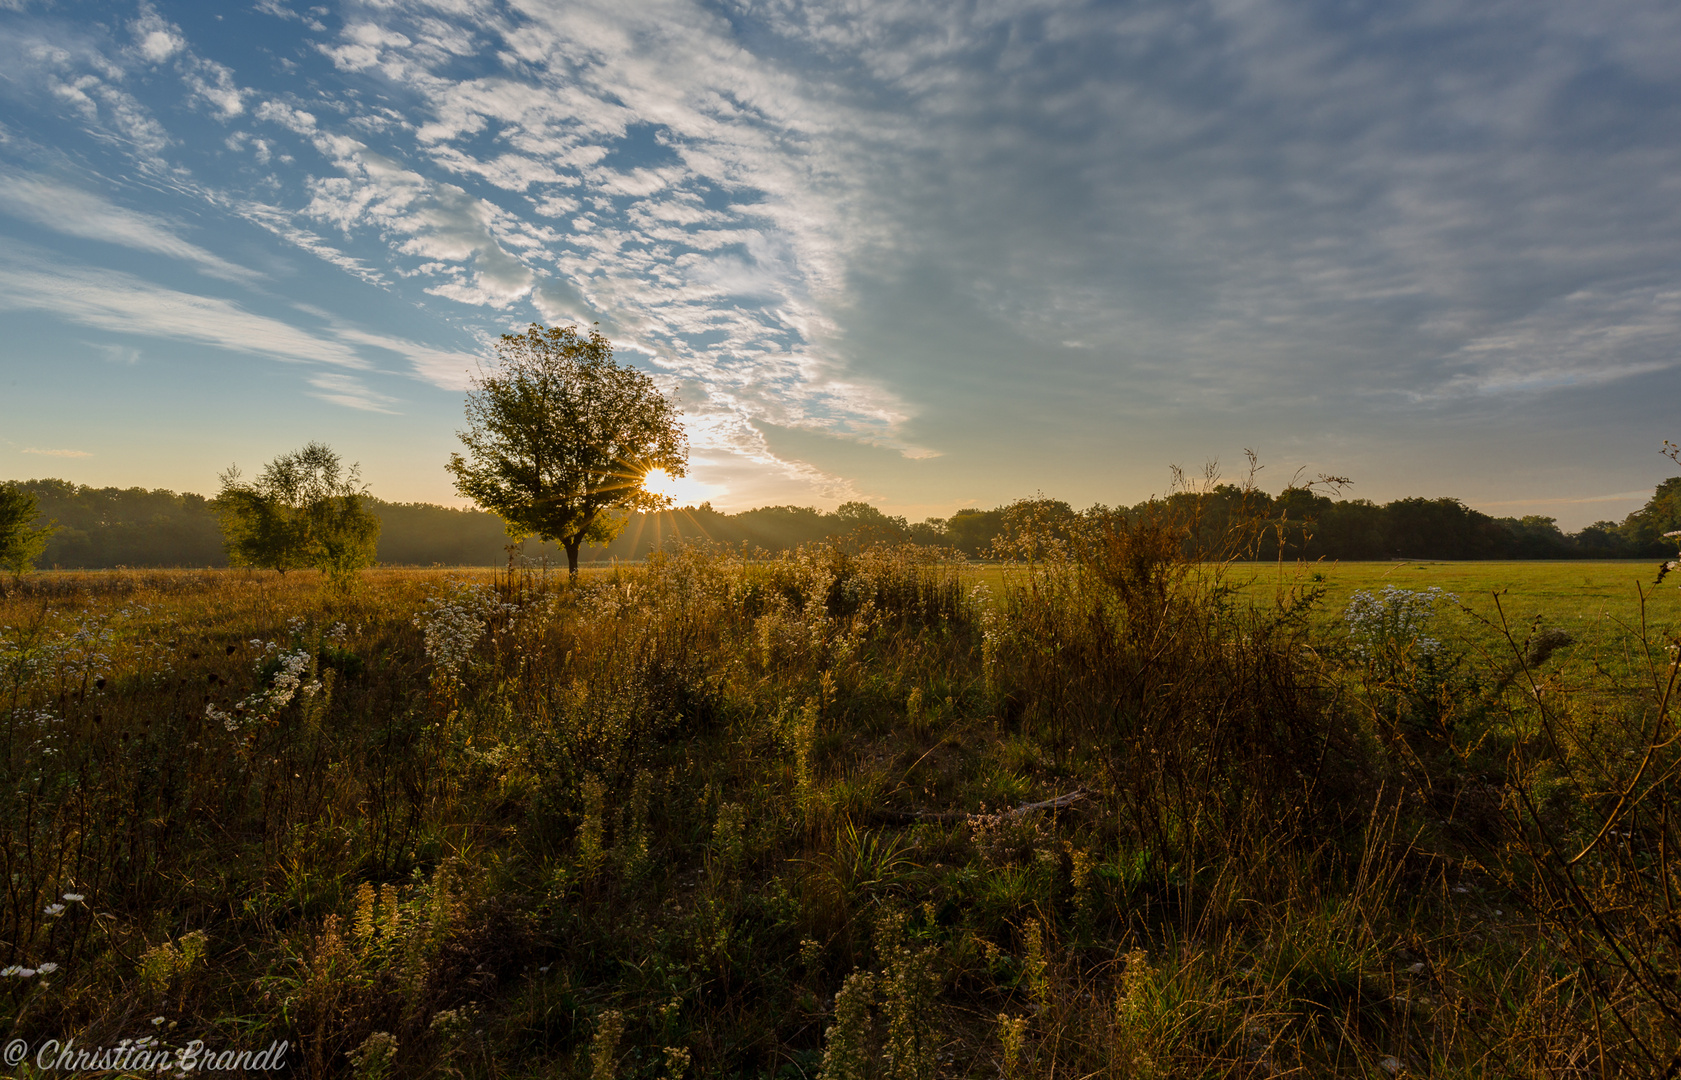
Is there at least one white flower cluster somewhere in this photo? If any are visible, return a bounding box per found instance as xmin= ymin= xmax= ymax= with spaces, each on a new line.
xmin=42 ymin=892 xmax=82 ymax=918
xmin=24 ymin=708 xmax=65 ymax=758
xmin=211 ymin=644 xmax=319 ymax=732
xmin=1 ymin=613 xmax=115 ymax=691
xmin=2 ymin=961 xmax=58 ymax=977
xmin=1343 ymin=585 xmax=1456 ymax=659
xmin=1 ymin=893 xmax=78 ymax=978
xmin=56 ymin=614 xmax=116 ymax=682
xmin=413 ymin=581 xmax=495 ymax=684
xmin=262 ymin=649 xmax=318 ymax=711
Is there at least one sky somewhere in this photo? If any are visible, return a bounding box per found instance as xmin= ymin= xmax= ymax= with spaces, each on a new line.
xmin=1 ymin=0 xmax=1679 ymax=530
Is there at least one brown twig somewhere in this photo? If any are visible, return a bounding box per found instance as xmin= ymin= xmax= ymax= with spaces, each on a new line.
xmin=869 ymin=787 xmax=1091 ymax=824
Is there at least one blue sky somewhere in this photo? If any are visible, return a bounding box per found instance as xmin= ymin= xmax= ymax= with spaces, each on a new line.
xmin=2 ymin=0 xmax=1678 ymax=528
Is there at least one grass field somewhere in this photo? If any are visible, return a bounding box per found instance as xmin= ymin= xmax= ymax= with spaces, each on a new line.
xmin=977 ymin=557 xmax=1679 ymax=657
xmin=1236 ymin=561 xmax=1681 ymax=697
xmin=2 ymin=543 xmax=1679 ymax=1077
xmin=1239 ymin=558 xmax=1672 ymax=623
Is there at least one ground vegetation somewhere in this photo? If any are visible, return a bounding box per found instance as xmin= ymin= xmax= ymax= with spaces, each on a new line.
xmin=2 ymin=482 xmax=1679 ymax=1076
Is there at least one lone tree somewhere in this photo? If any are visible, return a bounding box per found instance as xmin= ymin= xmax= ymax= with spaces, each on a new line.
xmin=0 ymin=483 xmax=56 ymax=588
xmin=217 ymin=442 xmax=381 ymax=579
xmin=448 ymin=323 xmax=687 ymax=578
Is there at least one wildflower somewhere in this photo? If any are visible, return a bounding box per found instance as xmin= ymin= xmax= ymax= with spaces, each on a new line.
xmin=62 ymin=893 xmax=84 ymax=902
xmin=43 ymin=903 xmax=65 ymax=916
xmin=35 ymin=962 xmax=58 ymax=974
xmin=413 ymin=581 xmax=493 ymax=684
xmin=152 ymin=1016 xmax=166 ymax=1026
xmin=1344 ymin=585 xmax=1455 ymax=659
xmin=232 ymin=649 xmax=317 ymax=721
xmin=2 ymin=966 xmax=35 ymax=977
xmin=208 ymin=703 xmax=238 ymax=732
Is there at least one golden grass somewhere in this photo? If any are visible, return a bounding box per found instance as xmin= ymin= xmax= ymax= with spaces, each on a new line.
xmin=0 ymin=538 xmax=1675 ymax=1077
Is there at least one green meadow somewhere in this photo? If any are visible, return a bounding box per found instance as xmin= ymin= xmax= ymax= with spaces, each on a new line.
xmin=1245 ymin=558 xmax=1670 ymax=623
xmin=978 ymin=557 xmax=1678 ymax=656
xmin=1239 ymin=560 xmax=1681 ymax=685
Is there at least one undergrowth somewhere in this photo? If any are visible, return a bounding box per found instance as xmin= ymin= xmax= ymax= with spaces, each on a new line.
xmin=1 ymin=493 xmax=1677 ymax=1077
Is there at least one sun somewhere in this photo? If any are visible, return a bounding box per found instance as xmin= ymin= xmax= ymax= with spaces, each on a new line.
xmin=642 ymin=468 xmax=679 ymax=498
xmin=641 ymin=468 xmax=720 ymax=506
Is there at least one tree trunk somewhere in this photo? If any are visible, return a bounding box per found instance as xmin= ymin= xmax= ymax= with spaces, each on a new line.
xmin=564 ymin=536 xmax=581 ymax=579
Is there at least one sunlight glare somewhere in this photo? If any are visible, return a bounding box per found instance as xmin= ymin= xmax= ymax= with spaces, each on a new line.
xmin=642 ymin=467 xmax=719 ymax=506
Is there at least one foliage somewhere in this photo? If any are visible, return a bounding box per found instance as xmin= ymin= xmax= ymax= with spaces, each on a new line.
xmin=0 ymin=482 xmax=56 ymax=582
xmin=216 ymin=442 xmax=381 ymax=580
xmin=447 ymin=323 xmax=687 ymax=576
xmin=13 ymin=461 xmax=1681 ymax=568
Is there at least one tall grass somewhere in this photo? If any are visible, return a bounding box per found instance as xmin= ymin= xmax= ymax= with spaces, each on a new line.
xmin=0 ymin=505 xmax=1676 ymax=1076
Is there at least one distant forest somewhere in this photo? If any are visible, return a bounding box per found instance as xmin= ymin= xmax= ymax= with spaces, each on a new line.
xmin=7 ymin=475 xmax=1680 ymax=569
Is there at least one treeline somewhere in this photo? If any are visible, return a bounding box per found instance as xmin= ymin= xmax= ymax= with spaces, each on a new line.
xmin=6 ymin=476 xmax=1680 ymax=569
xmin=6 ymin=480 xmax=567 ymax=570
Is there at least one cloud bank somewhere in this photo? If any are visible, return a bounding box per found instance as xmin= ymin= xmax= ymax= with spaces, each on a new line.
xmin=1 ymin=0 xmax=1679 ymax=521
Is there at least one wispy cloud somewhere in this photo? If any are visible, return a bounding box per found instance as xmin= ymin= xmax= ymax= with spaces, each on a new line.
xmin=1478 ymin=491 xmax=1655 ymax=508
xmin=233 ymin=200 xmax=388 ymax=285
xmin=0 ymin=172 xmax=260 ymax=281
xmin=22 ymin=446 xmax=92 ymax=458
xmin=306 ymin=372 xmax=399 ymax=413
xmin=0 ymin=249 xmax=368 ymax=368
xmin=87 ymin=341 xmax=142 ymax=365
xmin=4 ymin=0 xmax=1681 ymax=514
xmin=0 ymin=246 xmax=483 ymax=401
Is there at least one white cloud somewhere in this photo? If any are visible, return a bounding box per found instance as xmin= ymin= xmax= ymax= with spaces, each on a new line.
xmin=255 ymin=100 xmax=317 ymax=134
xmin=129 ymin=6 xmax=245 ymax=117
xmin=258 ymin=0 xmax=918 ymax=469
xmin=306 ymin=372 xmax=400 ymax=413
xmin=234 ymin=201 xmax=388 ymax=285
xmin=22 ymin=446 xmax=92 ymax=458
xmin=1436 ymin=285 xmax=1681 ymax=397
xmin=0 ymin=249 xmax=368 ymax=369
xmin=0 ymin=172 xmax=260 ymax=281
xmin=287 ymin=309 xmax=483 ymax=391
xmin=9 ymin=0 xmax=1681 ymax=509
xmin=87 ymin=341 xmax=142 ymax=365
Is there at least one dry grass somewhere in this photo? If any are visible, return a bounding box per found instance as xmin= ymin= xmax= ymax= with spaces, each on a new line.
xmin=1 ymin=521 xmax=1677 ymax=1077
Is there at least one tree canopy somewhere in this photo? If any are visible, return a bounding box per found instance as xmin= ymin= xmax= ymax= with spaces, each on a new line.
xmin=447 ymin=323 xmax=688 ymax=576
xmin=0 ymin=483 xmax=55 ymax=586
xmin=217 ymin=442 xmax=381 ymax=579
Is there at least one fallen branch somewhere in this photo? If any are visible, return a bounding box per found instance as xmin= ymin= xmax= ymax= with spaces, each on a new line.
xmin=870 ymin=788 xmax=1091 ymax=825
